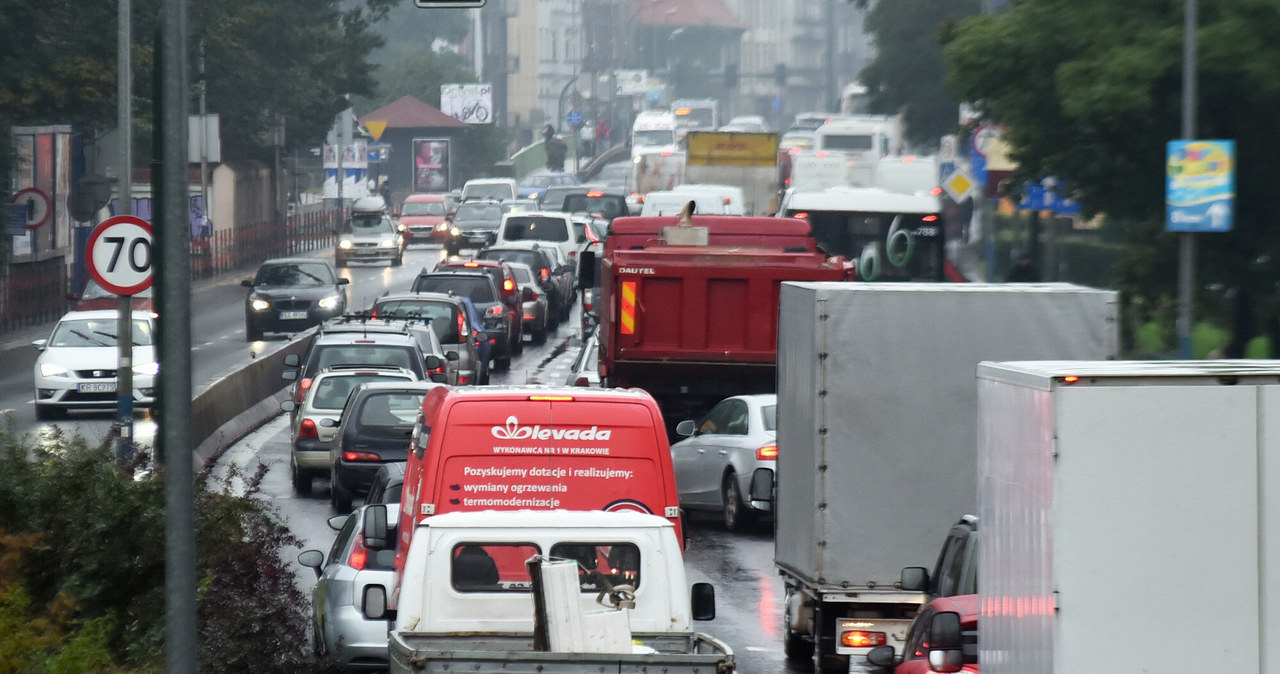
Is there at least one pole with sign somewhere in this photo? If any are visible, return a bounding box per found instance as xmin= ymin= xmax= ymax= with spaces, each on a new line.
xmin=85 ymin=215 xmax=153 ymax=461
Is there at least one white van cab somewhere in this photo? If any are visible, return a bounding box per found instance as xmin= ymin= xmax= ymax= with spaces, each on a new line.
xmin=491 ymin=210 xmax=581 ymax=267
xmin=639 ymin=189 xmax=734 ymax=216
xmin=461 ymin=178 xmax=518 ymax=203
xmin=631 ymin=110 xmax=678 ymax=158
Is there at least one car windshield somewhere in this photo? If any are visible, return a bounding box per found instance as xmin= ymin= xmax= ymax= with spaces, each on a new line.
xmin=401 ymin=201 xmax=445 ymax=216
xmin=454 ymin=203 xmax=504 ymax=222
xmin=463 ymin=184 xmax=512 ymax=201
xmin=539 ymin=188 xmax=584 ymax=211
xmin=411 ymin=275 xmax=496 ymax=305
xmin=342 ymin=213 xmax=395 ymax=234
xmin=374 ymin=299 xmax=463 ymax=342
xmin=502 ymin=216 xmax=569 ymax=242
xmin=563 ymin=195 xmax=625 ymax=220
xmin=633 ymin=129 xmax=675 ymax=147
xmin=479 ymin=249 xmax=542 ymax=271
xmin=49 ymin=318 xmax=155 ymax=347
xmin=254 ymin=262 xmax=331 ymax=286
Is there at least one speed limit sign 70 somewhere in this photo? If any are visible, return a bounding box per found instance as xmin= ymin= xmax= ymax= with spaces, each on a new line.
xmin=86 ymin=215 xmax=154 ymax=296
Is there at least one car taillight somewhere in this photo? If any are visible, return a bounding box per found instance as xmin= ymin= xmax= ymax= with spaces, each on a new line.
xmin=342 ymin=450 xmax=381 ymax=462
xmin=486 ymin=304 xmax=503 ymax=318
xmin=756 ymin=445 xmax=778 ymax=460
xmin=523 ymin=313 xmax=535 ymax=320
xmin=572 ymin=376 xmax=591 ymax=387
xmin=457 ymin=312 xmax=467 ymax=338
xmin=584 ymin=227 xmax=599 ymax=244
xmin=503 ymin=279 xmax=515 ymax=292
xmin=296 ymin=378 xmax=313 ymax=403
xmin=298 ymin=418 xmax=319 ymax=440
xmin=348 ymin=533 xmax=369 ymax=570
xmin=839 ymin=629 xmax=887 ymax=648
xmin=370 ymin=307 xmax=378 ymax=318
xmin=540 ymin=268 xmax=550 ymax=283
xmin=458 ymin=374 xmax=471 ymax=385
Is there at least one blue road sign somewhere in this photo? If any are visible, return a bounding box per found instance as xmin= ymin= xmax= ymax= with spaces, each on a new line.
xmin=6 ymin=204 xmax=27 ymax=234
xmin=567 ymin=109 xmax=583 ymax=127
xmin=1166 ymin=140 xmax=1234 ymax=232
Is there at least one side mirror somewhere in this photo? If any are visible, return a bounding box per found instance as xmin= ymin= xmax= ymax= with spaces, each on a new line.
xmin=280 ymin=400 xmax=297 ymax=412
xmin=865 ymin=644 xmax=897 ymax=668
xmin=297 ymin=550 xmax=324 ymax=578
xmin=363 ymin=504 xmax=390 ymax=549
xmin=281 ymin=369 xmax=298 ymax=382
xmin=521 ymin=287 xmax=535 ymax=301
xmin=926 ymin=611 xmax=966 ymax=673
xmin=361 ymin=584 xmax=389 ymax=620
xmin=577 ymin=250 xmax=596 ymax=288
xmin=337 ymin=277 xmax=350 ymax=286
xmin=430 ymin=372 xmax=448 ymax=383
xmin=446 ymin=351 xmax=460 ymax=361
xmin=32 ymin=339 xmax=47 ymax=351
xmin=425 ymin=355 xmax=443 ymax=371
xmin=327 ymin=515 xmax=348 ymax=531
xmin=319 ymin=418 xmax=339 ymax=428
xmin=690 ymin=582 xmax=716 ymax=620
xmin=899 ymin=566 xmax=929 ymax=592
xmin=675 ymin=419 xmax=696 ymax=437
xmin=241 ymin=279 xmax=254 ymax=288
xmin=283 ymin=354 xmax=300 ymax=367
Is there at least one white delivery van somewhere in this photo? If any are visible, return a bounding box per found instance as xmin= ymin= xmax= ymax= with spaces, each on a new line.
xmin=631 ymin=111 xmax=678 ymax=158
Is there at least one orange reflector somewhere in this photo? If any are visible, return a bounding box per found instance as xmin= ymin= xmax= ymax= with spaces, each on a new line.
xmin=793 ymin=212 xmax=808 ymax=219
xmin=620 ymin=281 xmax=637 ymax=335
xmin=930 ymin=186 xmax=943 ymax=196
xmin=529 ymin=395 xmax=575 ymax=401
xmin=1063 ymin=375 xmax=1080 ymax=384
xmin=841 ymin=630 xmax=887 ymax=648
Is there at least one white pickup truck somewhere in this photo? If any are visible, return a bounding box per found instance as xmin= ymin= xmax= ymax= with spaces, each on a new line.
xmin=359 ymin=508 xmax=734 ymax=674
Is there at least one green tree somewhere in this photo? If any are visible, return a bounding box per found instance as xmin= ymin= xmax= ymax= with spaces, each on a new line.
xmin=853 ymin=0 xmax=981 ymax=146
xmin=945 ymin=0 xmax=1280 ymax=354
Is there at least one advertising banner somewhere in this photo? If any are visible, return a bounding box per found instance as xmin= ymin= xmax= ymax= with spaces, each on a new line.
xmin=1166 ymin=139 xmax=1234 ymax=232
xmin=441 ymin=83 xmax=493 ymax=124
xmin=412 ymin=138 xmax=451 ymax=193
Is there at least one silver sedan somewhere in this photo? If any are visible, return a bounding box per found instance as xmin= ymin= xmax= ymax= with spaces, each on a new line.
xmin=671 ymin=394 xmax=777 ymax=532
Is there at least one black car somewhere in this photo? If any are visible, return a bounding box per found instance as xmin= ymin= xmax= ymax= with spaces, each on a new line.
xmin=562 ymin=189 xmax=629 ymax=224
xmin=326 ymin=381 xmax=436 ymax=513
xmin=242 ymin=257 xmax=349 ymax=341
xmin=410 ymin=271 xmax=518 ymax=370
xmin=476 ymin=245 xmax=570 ymax=326
xmin=443 ymin=200 xmax=505 ymax=256
xmin=365 ymin=462 xmax=406 ymax=506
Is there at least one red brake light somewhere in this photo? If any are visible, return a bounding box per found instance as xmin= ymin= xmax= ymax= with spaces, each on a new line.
xmin=788 ymin=147 xmax=802 ymax=155
xmin=923 ymin=214 xmax=939 ymax=222
xmin=540 ymin=268 xmax=550 ymax=283
xmin=342 ymin=451 xmax=381 ymax=462
xmin=930 ymin=186 xmax=943 ymax=196
xmin=816 ymin=151 xmax=828 ymax=158
xmin=298 ymin=418 xmax=319 ymax=440
xmin=503 ymin=279 xmax=515 ymax=292
xmin=756 ymin=445 xmax=778 ymax=460
xmin=584 ymin=227 xmax=599 ymax=244
xmin=457 ymin=312 xmax=467 ymax=338
xmin=793 ymin=212 xmax=809 ymax=219
xmin=296 ymin=378 xmax=313 ymax=402
xmin=586 ymin=190 xmax=604 ymax=197
xmin=463 ymin=261 xmax=480 ymax=267
xmin=902 ymin=155 xmax=916 ymax=163
xmin=486 ymin=304 xmax=503 ymax=318
xmin=458 ymin=374 xmax=471 ymax=384
xmin=529 ymin=395 xmax=574 ymax=401
xmin=348 ymin=534 xmax=369 ymax=570
xmin=840 ymin=630 xmax=887 ymax=648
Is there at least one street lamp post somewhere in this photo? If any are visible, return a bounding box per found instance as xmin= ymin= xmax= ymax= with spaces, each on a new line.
xmin=1177 ymin=0 xmax=1197 ymax=359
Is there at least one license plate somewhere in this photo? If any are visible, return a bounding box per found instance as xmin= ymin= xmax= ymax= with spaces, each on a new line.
xmin=78 ymin=382 xmax=117 ymax=393
xmin=279 ymin=311 xmax=308 ymax=320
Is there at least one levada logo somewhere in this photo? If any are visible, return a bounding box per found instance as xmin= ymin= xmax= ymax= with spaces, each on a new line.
xmin=491 ymin=416 xmax=613 ymax=441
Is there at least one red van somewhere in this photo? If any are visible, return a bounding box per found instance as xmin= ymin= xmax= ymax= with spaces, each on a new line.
xmin=396 ymin=386 xmax=683 ymax=573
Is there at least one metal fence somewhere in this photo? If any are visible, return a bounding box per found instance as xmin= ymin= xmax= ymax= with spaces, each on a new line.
xmin=1 ymin=209 xmax=340 ymax=337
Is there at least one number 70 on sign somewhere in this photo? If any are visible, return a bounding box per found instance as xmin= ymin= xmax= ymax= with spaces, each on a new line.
xmin=86 ymin=215 xmax=154 ymax=296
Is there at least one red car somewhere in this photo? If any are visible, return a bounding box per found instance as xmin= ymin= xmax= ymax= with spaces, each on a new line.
xmin=865 ymin=594 xmax=979 ymax=673
xmin=399 ymin=193 xmax=449 ymax=244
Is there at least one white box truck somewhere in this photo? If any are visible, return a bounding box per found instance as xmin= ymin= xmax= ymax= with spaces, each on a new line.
xmin=976 ymin=360 xmax=1280 ymax=674
xmin=772 ymin=283 xmax=1119 ymax=673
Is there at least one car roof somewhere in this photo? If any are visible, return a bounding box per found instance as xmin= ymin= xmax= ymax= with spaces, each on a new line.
xmin=350 ymin=380 xmax=438 ymax=395
xmin=376 ymin=291 xmax=465 ymax=306
xmin=58 ymin=309 xmax=155 ymax=321
xmin=258 ymin=256 xmax=329 ymax=266
xmin=404 ymin=193 xmax=446 ymax=202
xmin=312 ymin=365 xmax=416 ymax=380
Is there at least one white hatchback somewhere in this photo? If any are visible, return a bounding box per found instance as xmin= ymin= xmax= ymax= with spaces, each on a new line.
xmin=491 ymin=210 xmax=581 ymax=269
xmin=32 ymin=309 xmax=159 ymax=420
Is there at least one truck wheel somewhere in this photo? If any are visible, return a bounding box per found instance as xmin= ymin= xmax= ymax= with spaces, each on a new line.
xmin=722 ymin=472 xmax=754 ymax=532
xmin=783 ymin=590 xmax=815 ymax=661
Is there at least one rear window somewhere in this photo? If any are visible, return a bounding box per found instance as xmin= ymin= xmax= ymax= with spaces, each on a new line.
xmin=502 ymin=216 xmax=569 ymax=243
xmin=357 ymin=391 xmax=426 ymax=432
xmin=510 ymin=266 xmax=533 ymax=284
xmin=411 ymin=275 xmax=497 ymax=305
xmin=374 ymin=299 xmax=464 ymax=343
xmin=563 ymin=195 xmax=626 ymax=221
xmin=463 ymin=183 xmax=514 ymax=202
xmin=478 ymin=249 xmax=542 ymax=271
xmin=449 ymin=542 xmax=640 ymax=593
xmin=454 ymin=203 xmax=504 ymax=222
xmin=313 ymin=374 xmax=409 ymax=410
xmin=312 ymin=345 xmax=418 ymax=374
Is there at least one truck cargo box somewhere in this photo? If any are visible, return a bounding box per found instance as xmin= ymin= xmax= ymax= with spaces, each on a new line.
xmin=976 ymin=360 xmax=1280 ymax=674
xmin=775 ymin=283 xmax=1119 ymax=590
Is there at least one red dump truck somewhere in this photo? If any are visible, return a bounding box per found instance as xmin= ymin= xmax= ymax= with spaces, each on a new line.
xmin=587 ymin=211 xmax=854 ymax=431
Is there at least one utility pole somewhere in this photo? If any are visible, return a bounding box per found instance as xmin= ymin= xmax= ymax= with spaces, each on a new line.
xmin=115 ymin=0 xmax=134 ymax=464
xmin=198 ymin=41 xmax=210 ymax=238
xmin=1177 ymin=0 xmax=1197 ymax=359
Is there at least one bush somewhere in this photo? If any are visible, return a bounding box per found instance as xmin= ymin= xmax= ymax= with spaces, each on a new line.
xmin=0 ymin=420 xmax=336 ymax=673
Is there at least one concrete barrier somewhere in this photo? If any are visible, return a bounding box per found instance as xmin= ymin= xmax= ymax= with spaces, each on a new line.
xmin=191 ymin=330 xmax=314 ymax=470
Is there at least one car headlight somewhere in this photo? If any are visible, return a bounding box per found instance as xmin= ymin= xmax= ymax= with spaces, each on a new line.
xmin=338 ymin=239 xmax=353 ymax=249
xmin=450 ymin=226 xmax=460 ymax=237
xmin=317 ymin=294 xmax=341 ymax=310
xmin=39 ymin=363 xmax=69 ymax=378
xmin=132 ymin=362 xmax=159 ymax=376
xmin=436 ymin=223 xmax=450 ymax=231
xmin=380 ymin=238 xmax=395 ymax=248
xmin=250 ymin=298 xmax=271 ymax=311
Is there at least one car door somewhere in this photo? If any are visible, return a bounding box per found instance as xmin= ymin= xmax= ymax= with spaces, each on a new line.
xmin=673 ymin=401 xmax=733 ymax=507
xmin=698 ymin=399 xmax=751 ymax=499
xmin=315 ymin=513 xmax=358 ymax=653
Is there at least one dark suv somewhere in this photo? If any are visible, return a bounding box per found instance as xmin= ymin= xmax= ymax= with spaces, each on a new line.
xmin=327 ymin=381 xmax=437 ymax=513
xmin=410 ymin=271 xmax=520 ymax=370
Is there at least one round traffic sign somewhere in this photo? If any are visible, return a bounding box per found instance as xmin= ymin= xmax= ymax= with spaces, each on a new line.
xmin=567 ymin=109 xmax=584 ymax=127
xmin=86 ymin=215 xmax=154 ymax=296
xmin=12 ymin=187 xmax=51 ymax=230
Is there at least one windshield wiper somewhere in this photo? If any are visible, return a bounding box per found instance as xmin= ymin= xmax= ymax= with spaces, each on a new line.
xmin=68 ymin=329 xmax=113 ymax=346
